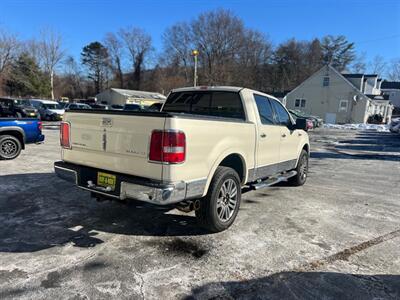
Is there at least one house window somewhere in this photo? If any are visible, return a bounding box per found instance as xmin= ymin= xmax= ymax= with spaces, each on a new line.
xmin=323 ymin=76 xmax=330 ymax=87
xmin=339 ymin=100 xmax=348 ymax=112
xmin=295 ymin=98 xmax=306 ymax=108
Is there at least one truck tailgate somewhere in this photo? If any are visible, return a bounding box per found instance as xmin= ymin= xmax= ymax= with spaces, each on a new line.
xmin=62 ymin=111 xmax=166 ymax=181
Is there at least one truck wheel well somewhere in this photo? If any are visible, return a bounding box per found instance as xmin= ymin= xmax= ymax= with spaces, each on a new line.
xmin=219 ymin=154 xmax=244 ymax=183
xmin=0 ymin=131 xmax=24 ymax=149
xmin=302 ymin=144 xmax=309 ymax=154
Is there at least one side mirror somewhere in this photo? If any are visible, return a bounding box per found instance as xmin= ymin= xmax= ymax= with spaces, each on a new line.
xmin=294 ymin=118 xmax=308 ymax=131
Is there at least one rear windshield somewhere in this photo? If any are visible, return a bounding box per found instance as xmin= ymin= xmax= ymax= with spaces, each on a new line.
xmin=162 ymin=91 xmax=245 ymax=120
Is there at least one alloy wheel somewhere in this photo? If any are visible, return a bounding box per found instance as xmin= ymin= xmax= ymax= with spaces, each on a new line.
xmin=216 ymin=178 xmax=238 ymax=222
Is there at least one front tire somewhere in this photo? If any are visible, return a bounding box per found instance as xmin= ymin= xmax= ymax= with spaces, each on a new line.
xmin=288 ymin=149 xmax=308 ymax=186
xmin=0 ymin=135 xmax=22 ymax=160
xmin=195 ymin=166 xmax=241 ymax=232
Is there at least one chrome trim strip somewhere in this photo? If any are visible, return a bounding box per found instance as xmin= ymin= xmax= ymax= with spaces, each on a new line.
xmin=248 ymin=159 xmax=298 ymax=182
xmin=54 ymin=165 xmax=78 ymax=184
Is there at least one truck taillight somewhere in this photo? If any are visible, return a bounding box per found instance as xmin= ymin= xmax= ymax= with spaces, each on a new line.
xmin=149 ymin=130 xmax=186 ymax=163
xmin=38 ymin=121 xmax=42 ymax=131
xmin=60 ymin=122 xmax=71 ymax=149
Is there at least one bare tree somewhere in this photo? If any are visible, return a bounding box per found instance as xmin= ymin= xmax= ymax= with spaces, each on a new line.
xmin=118 ymin=27 xmax=152 ymax=90
xmin=39 ymin=29 xmax=66 ymax=99
xmin=162 ymin=22 xmax=193 ymax=83
xmin=0 ymin=29 xmax=19 ymax=91
xmin=369 ymin=55 xmax=386 ymax=76
xmin=235 ymin=29 xmax=272 ymax=88
xmin=191 ymin=9 xmax=245 ymax=85
xmin=387 ymin=58 xmax=400 ymax=81
xmin=104 ymin=32 xmax=125 ymax=88
xmin=351 ymin=52 xmax=366 ymax=73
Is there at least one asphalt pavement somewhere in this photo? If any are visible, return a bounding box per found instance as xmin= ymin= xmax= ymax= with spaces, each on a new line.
xmin=0 ymin=128 xmax=399 ymax=299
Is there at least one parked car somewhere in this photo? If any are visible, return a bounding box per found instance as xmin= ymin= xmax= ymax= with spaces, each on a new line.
xmin=389 ymin=117 xmax=400 ymax=133
xmin=0 ymin=118 xmax=44 ymax=160
xmin=90 ymin=104 xmax=109 ymax=110
xmin=64 ymin=103 xmax=92 ymax=110
xmin=109 ymin=104 xmax=124 ymax=110
xmin=289 ymin=109 xmax=323 ymax=127
xmin=146 ymin=102 xmax=163 ymax=112
xmin=123 ymin=103 xmax=142 ymax=111
xmin=55 ymin=86 xmax=310 ymax=232
xmin=30 ymin=99 xmax=65 ymax=121
xmin=0 ymin=98 xmax=39 ymax=118
xmin=57 ymin=102 xmax=68 ymax=109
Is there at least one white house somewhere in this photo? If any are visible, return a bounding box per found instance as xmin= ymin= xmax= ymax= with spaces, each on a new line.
xmin=96 ymin=88 xmax=166 ymax=107
xmin=380 ymin=81 xmax=400 ymax=111
xmin=284 ymin=65 xmax=393 ymax=124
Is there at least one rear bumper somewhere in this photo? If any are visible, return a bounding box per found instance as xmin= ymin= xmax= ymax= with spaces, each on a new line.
xmin=54 ymin=161 xmax=205 ymax=205
xmin=36 ymin=134 xmax=45 ymax=143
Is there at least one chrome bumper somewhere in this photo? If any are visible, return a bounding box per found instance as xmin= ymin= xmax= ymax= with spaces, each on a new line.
xmin=54 ymin=162 xmax=205 ymax=205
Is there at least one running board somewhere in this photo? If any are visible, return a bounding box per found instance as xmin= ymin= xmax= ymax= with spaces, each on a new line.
xmin=250 ymin=170 xmax=297 ymax=190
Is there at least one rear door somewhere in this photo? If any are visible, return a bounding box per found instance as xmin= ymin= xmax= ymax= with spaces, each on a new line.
xmin=270 ymin=99 xmax=300 ymax=167
xmin=253 ymin=94 xmax=281 ymax=178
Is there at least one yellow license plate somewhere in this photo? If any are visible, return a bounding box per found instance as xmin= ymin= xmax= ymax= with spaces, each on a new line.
xmin=97 ymin=172 xmax=116 ymax=191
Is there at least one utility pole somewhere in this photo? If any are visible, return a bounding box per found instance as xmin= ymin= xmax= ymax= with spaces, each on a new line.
xmin=192 ymin=50 xmax=199 ymax=87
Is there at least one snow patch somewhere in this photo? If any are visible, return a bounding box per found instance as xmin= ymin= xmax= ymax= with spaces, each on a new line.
xmin=323 ymin=123 xmax=389 ymax=132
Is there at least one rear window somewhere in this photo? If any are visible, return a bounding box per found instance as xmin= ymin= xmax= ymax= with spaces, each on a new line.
xmin=163 ymin=91 xmax=245 ymax=120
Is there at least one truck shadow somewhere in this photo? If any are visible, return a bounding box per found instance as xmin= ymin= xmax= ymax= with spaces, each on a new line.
xmin=0 ymin=173 xmax=208 ymax=253
xmin=185 ymin=271 xmax=400 ymax=299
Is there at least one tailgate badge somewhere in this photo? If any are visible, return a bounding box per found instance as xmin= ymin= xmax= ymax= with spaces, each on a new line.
xmin=102 ymin=118 xmax=113 ymax=127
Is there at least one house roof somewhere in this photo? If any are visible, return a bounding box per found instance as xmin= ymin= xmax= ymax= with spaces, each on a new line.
xmin=381 ymin=81 xmax=400 ymax=89
xmin=268 ymin=91 xmax=290 ymax=98
xmin=342 ymin=74 xmax=364 ymax=78
xmin=365 ymin=94 xmax=390 ymax=100
xmin=108 ymin=88 xmax=166 ymax=100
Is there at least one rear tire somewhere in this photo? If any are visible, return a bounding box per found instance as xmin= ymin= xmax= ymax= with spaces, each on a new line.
xmin=288 ymin=149 xmax=308 ymax=186
xmin=195 ymin=166 xmax=241 ymax=232
xmin=0 ymin=135 xmax=22 ymax=160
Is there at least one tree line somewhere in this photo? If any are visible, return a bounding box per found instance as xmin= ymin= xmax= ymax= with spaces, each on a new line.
xmin=1 ymin=9 xmax=399 ymax=100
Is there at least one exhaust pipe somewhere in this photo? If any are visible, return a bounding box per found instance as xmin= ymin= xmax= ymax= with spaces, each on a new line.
xmin=193 ymin=199 xmax=201 ymax=211
xmin=176 ymin=200 xmax=201 ymax=212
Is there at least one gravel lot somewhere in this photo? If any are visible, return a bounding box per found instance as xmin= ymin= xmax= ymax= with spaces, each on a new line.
xmin=0 ymin=127 xmax=399 ymax=299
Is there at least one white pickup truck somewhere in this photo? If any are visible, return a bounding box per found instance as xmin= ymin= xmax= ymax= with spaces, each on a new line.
xmin=55 ymin=86 xmax=310 ymax=232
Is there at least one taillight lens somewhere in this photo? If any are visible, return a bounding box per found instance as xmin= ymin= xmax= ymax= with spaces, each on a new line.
xmin=60 ymin=122 xmax=71 ymax=149
xmin=149 ymin=130 xmax=186 ymax=163
xmin=38 ymin=121 xmax=42 ymax=132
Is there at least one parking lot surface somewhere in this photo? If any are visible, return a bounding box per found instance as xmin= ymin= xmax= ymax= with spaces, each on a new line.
xmin=1 ymin=128 xmax=399 ymax=299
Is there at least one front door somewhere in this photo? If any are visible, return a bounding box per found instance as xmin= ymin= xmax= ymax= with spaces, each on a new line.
xmin=270 ymin=99 xmax=300 ymax=171
xmin=253 ymin=94 xmax=281 ymax=179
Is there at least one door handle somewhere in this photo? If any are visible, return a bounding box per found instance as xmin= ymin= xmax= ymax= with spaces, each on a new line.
xmin=281 ymin=133 xmax=287 ymax=138
xmin=260 ymin=133 xmax=267 ymax=138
